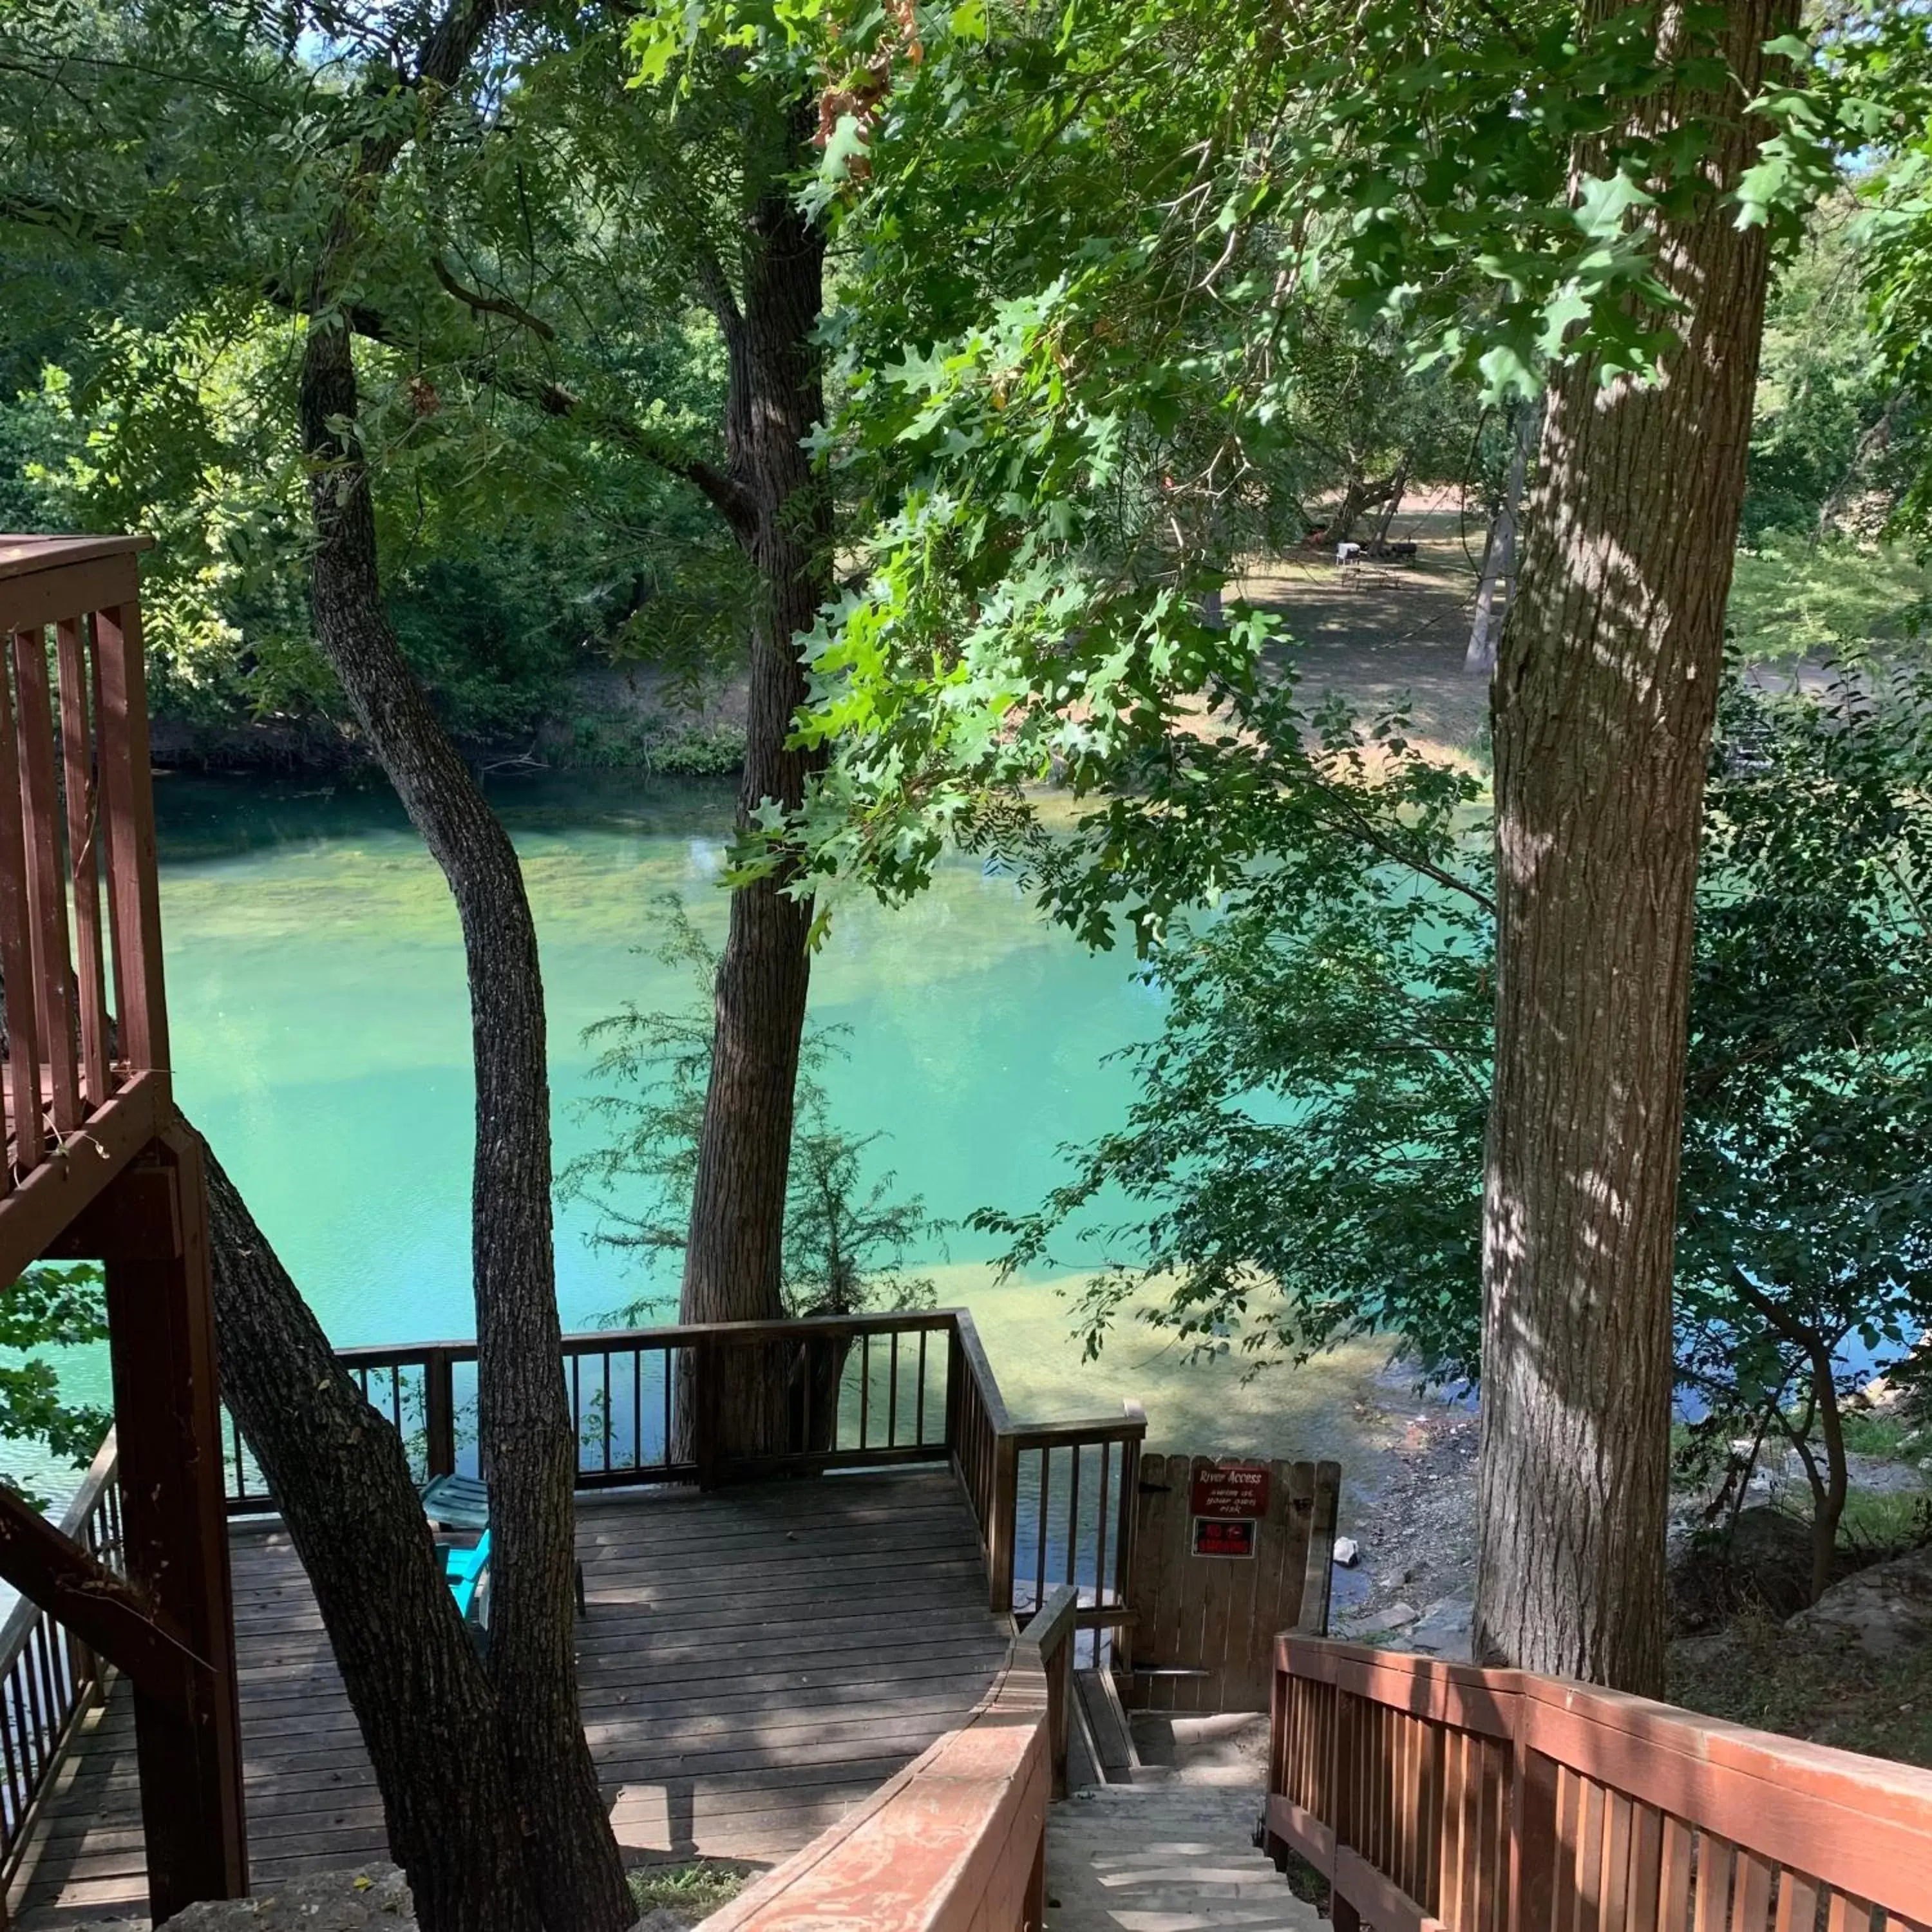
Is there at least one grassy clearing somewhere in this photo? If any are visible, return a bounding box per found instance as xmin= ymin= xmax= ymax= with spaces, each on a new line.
xmin=1837 ymin=1409 xmax=1927 ymax=1460
xmin=626 ymin=1860 xmax=752 ymax=1921
xmin=1841 ymin=1489 xmax=1932 ymax=1557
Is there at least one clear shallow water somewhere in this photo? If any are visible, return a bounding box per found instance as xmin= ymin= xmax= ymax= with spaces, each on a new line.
xmin=156 ymin=770 xmax=1159 ymax=1336
xmin=7 ymin=768 xmax=1389 ymax=1507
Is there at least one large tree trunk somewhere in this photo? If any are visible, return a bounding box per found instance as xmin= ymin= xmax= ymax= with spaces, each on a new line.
xmin=298 ymin=315 xmax=632 ymax=1932
xmin=680 ymin=98 xmax=832 ymax=1447
xmin=198 ymin=1137 xmax=545 ymax=1932
xmin=1475 ymin=0 xmax=1792 ymax=1695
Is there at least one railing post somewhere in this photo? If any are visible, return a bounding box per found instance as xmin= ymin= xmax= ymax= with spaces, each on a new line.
xmin=945 ymin=1319 xmax=964 ymax=1462
xmin=1025 ymin=1824 xmax=1046 ymax=1932
xmin=989 ymin=1432 xmax=1018 ymax=1617
xmin=424 ymin=1350 xmax=456 ymax=1479
xmin=1510 ymin=1721 xmax=1555 ymax=1932
xmin=1115 ymin=1402 xmax=1144 ymax=1653
xmin=1049 ymin=1626 xmax=1072 ymax=1801
xmin=695 ymin=1332 xmax=719 ymax=1492
xmin=1331 ymin=1685 xmax=1360 ymax=1932
xmin=99 ymin=1133 xmax=247 ymax=1916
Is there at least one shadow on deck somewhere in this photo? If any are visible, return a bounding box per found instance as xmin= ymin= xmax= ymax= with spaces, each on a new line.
xmin=10 ymin=1468 xmax=1011 ymax=1927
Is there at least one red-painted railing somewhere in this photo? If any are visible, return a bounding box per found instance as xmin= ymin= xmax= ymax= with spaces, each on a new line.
xmin=0 ymin=536 xmax=169 ymax=1282
xmin=1266 ymin=1636 xmax=1932 ymax=1932
xmin=705 ymin=1585 xmax=1077 ymax=1932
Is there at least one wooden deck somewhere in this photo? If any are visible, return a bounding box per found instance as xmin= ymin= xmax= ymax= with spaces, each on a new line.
xmin=9 ymin=1468 xmax=1011 ymax=1927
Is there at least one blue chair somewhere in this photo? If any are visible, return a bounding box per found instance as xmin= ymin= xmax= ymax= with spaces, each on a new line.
xmin=444 ymin=1529 xmax=491 ymax=1622
xmin=421 ymin=1475 xmax=585 ymax=1616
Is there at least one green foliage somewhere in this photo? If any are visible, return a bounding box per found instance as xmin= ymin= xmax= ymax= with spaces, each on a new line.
xmin=975 ymin=678 xmax=1490 ymax=1380
xmin=566 ymin=715 xmax=746 ymax=774
xmin=756 ymin=0 xmax=1846 ymax=903
xmin=0 ymin=0 xmax=757 ymax=751
xmin=987 ymin=670 xmax=1932 ymax=1429
xmin=0 ymin=1264 xmax=113 ymax=1510
xmin=625 ymin=1861 xmax=749 ymax=1917
xmin=1747 ymin=206 xmax=1915 ymax=541
xmin=1728 ymin=535 xmax=1932 ymax=664
xmin=563 ymin=903 xmax=942 ymax=1321
xmin=1674 ymin=670 xmax=1932 ymax=1479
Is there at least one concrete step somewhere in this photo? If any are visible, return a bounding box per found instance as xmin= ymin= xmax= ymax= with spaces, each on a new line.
xmin=1044 ymin=1783 xmax=1322 ymax=1932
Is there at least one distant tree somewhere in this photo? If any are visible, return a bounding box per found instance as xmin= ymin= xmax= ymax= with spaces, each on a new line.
xmin=0 ymin=1265 xmax=111 ymax=1511
xmin=566 ymin=904 xmax=940 ymax=1325
xmin=1746 ymin=205 xmax=1912 ymax=543
xmin=1675 ymin=671 xmax=1932 ymax=1605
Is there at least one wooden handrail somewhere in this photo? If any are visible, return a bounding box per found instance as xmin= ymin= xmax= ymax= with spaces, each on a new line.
xmin=1265 ymin=1634 xmax=1932 ymax=1932
xmin=702 ymin=1625 xmax=1054 ymax=1931
xmin=0 ymin=1428 xmax=124 ymax=1879
xmin=1020 ymin=1584 xmax=1078 ymax=1800
xmin=1 ymin=535 xmax=169 ymax=1287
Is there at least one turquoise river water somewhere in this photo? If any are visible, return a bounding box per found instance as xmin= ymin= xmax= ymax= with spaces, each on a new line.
xmin=8 ymin=770 xmax=1388 ymax=1504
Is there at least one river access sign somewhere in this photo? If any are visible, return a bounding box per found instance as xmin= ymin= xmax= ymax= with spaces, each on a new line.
xmin=1188 ymin=1461 xmax=1269 ymax=1558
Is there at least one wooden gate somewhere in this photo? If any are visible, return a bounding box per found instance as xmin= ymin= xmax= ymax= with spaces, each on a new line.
xmin=1120 ymin=1455 xmax=1341 ymax=1714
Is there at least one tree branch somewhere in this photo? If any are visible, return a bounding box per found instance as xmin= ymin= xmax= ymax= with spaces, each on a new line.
xmin=431 ymin=256 xmax=556 ymax=342
xmin=480 ymin=363 xmax=757 ymax=538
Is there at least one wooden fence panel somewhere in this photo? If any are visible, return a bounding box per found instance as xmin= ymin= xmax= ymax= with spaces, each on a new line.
xmin=1123 ymin=1455 xmax=1341 ymax=1712
xmin=1264 ymin=1638 xmax=1932 ymax=1932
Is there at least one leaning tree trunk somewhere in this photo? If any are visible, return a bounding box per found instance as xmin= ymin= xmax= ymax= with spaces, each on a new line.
xmin=198 ymin=1138 xmax=545 ymax=1932
xmin=0 ymin=977 xmax=545 ymax=1932
xmin=1475 ymin=0 xmax=1793 ymax=1696
xmin=298 ymin=314 xmax=632 ymax=1932
xmin=679 ymin=99 xmax=833 ymax=1452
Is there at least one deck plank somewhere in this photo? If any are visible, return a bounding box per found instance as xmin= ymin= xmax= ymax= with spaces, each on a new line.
xmin=10 ymin=1468 xmax=1009 ymax=1927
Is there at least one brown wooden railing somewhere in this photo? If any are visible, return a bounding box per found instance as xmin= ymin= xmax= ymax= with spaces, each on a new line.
xmin=1265 ymin=1636 xmax=1932 ymax=1932
xmin=0 ymin=537 xmax=171 ymax=1283
xmin=704 ymin=1584 xmax=1078 ymax=1932
xmin=949 ymin=1312 xmax=1142 ymax=1649
xmin=0 ymin=1430 xmax=122 ymax=1886
xmin=221 ymin=1309 xmax=1145 ymax=1649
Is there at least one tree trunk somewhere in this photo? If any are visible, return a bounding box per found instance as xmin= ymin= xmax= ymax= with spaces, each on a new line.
xmin=1475 ymin=0 xmax=1792 ymax=1695
xmin=1465 ymin=402 xmax=1538 ymax=676
xmin=680 ymin=98 xmax=833 ymax=1450
xmin=197 ymin=1135 xmax=545 ymax=1932
xmin=1806 ymin=1361 xmax=1848 ymax=1606
xmin=1328 ymin=471 xmax=1396 ymax=544
xmin=1370 ymin=458 xmax=1410 ymax=550
xmin=298 ymin=314 xmax=632 ymax=1932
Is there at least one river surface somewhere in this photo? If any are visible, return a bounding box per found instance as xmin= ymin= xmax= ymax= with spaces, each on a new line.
xmin=8 ymin=770 xmax=1388 ymax=1504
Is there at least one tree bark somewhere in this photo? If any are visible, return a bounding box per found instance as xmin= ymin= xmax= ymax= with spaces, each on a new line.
xmin=198 ymin=1136 xmax=545 ymax=1932
xmin=298 ymin=315 xmax=632 ymax=1932
xmin=679 ymin=98 xmax=832 ymax=1428
xmin=1475 ymin=0 xmax=1793 ymax=1695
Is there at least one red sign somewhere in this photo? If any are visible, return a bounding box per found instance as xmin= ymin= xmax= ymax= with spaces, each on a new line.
xmin=1192 ymin=1517 xmax=1257 ymax=1559
xmin=1189 ymin=1462 xmax=1270 ymax=1520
